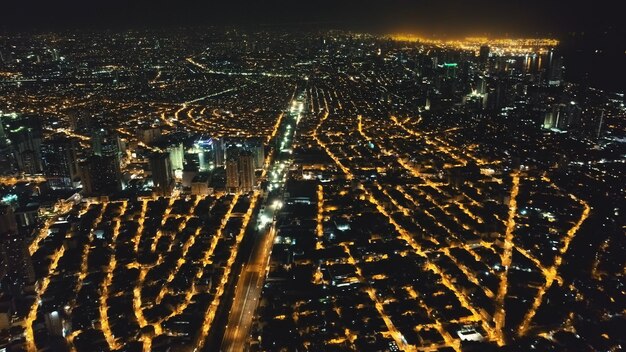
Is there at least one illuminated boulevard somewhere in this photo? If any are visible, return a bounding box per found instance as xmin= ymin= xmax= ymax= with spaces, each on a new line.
xmin=219 ymin=94 xmax=302 ymax=351
xmin=221 ymin=224 xmax=276 ymax=352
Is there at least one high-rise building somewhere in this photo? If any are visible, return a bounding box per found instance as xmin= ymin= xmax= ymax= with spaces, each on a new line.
xmin=546 ymin=48 xmax=563 ymax=86
xmin=239 ymin=150 xmax=255 ymax=192
xmin=193 ymin=138 xmax=215 ymax=172
xmin=225 ymin=147 xmax=256 ymax=193
xmin=50 ymin=49 xmax=60 ymax=62
xmin=137 ymin=126 xmax=162 ymax=145
xmin=0 ymin=120 xmax=13 ymax=174
xmin=41 ymin=135 xmax=80 ymax=189
xmin=250 ymin=140 xmax=265 ymax=169
xmin=90 ymin=130 xmax=124 ymax=190
xmin=198 ymin=149 xmax=211 ymax=171
xmin=542 ymin=105 xmax=559 ymax=129
xmin=150 ymin=152 xmax=174 ymax=196
xmin=0 ymin=204 xmax=35 ymax=294
xmin=443 ymin=62 xmax=458 ymax=79
xmin=0 ymin=205 xmax=17 ymax=236
xmin=552 ymin=102 xmax=582 ymax=131
xmin=191 ymin=173 xmax=212 ymax=196
xmin=92 ymin=129 xmax=122 ymax=162
xmin=167 ymin=143 xmax=184 ymax=171
xmin=225 ymin=158 xmax=240 ymax=193
xmin=14 ymin=203 xmax=39 ymax=237
xmin=0 ymin=118 xmax=6 ymax=141
xmin=2 ymin=115 xmax=43 ymax=174
xmin=214 ymin=138 xmax=225 ymax=167
xmin=220 ymin=137 xmax=265 ymax=169
xmin=91 ymin=129 xmax=104 ymax=154
xmin=68 ymin=111 xmax=97 ymax=133
xmin=476 ymin=75 xmax=487 ymax=95
xmin=20 ymin=151 xmax=40 ymax=175
xmin=479 ymin=45 xmax=490 ymax=65
xmin=80 ymin=155 xmax=122 ymax=195
xmin=0 ymin=50 xmax=13 ymax=67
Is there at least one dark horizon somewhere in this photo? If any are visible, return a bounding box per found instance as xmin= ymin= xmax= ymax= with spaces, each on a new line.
xmin=2 ymin=0 xmax=625 ymax=35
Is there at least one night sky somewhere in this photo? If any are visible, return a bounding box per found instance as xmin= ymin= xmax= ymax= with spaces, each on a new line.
xmin=2 ymin=0 xmax=624 ymax=35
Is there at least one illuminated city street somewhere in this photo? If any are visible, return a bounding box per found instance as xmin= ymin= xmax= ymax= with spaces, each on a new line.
xmin=221 ymin=94 xmax=303 ymax=351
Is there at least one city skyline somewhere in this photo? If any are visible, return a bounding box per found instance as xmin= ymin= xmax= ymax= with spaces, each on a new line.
xmin=0 ymin=10 xmax=624 ymax=352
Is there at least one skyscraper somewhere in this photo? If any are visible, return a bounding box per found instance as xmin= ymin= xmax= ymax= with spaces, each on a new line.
xmin=479 ymin=45 xmax=490 ymax=66
xmin=150 ymin=152 xmax=174 ymax=196
xmin=68 ymin=110 xmax=97 ymax=133
xmin=137 ymin=126 xmax=162 ymax=145
xmin=41 ymin=134 xmax=80 ymax=189
xmin=0 ymin=119 xmax=12 ymax=174
xmin=0 ymin=205 xmax=17 ymax=239
xmin=239 ymin=150 xmax=255 ymax=192
xmin=250 ymin=140 xmax=265 ymax=169
xmin=214 ymin=138 xmax=225 ymax=167
xmin=191 ymin=173 xmax=212 ymax=196
xmin=553 ymin=102 xmax=582 ymax=131
xmin=0 ymin=117 xmax=6 ymax=141
xmin=91 ymin=129 xmax=104 ymax=154
xmin=225 ymin=158 xmax=240 ymax=193
xmin=546 ymin=48 xmax=563 ymax=86
xmin=542 ymin=106 xmax=559 ymax=129
xmin=0 ymin=204 xmax=35 ymax=294
xmin=80 ymin=155 xmax=122 ymax=196
xmin=198 ymin=148 xmax=211 ymax=171
xmin=3 ymin=115 xmax=43 ymax=174
xmin=194 ymin=138 xmax=215 ymax=171
xmin=92 ymin=129 xmax=122 ymax=163
xmin=167 ymin=143 xmax=184 ymax=171
xmin=225 ymin=147 xmax=255 ymax=193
